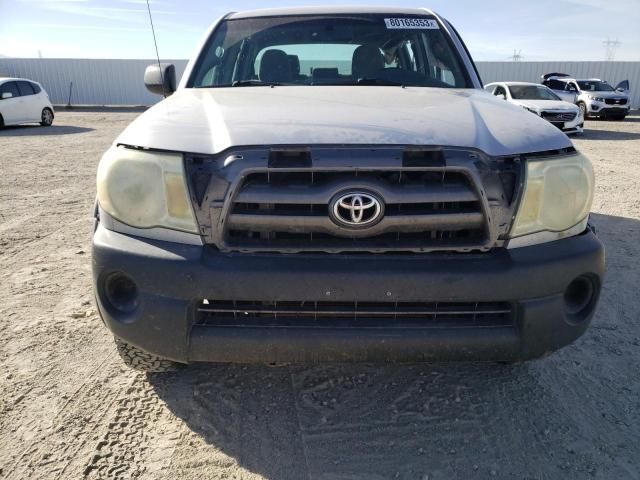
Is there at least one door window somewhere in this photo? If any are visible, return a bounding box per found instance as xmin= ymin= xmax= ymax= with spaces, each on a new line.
xmin=615 ymin=80 xmax=629 ymax=91
xmin=0 ymin=81 xmax=20 ymax=99
xmin=16 ymin=81 xmax=36 ymax=96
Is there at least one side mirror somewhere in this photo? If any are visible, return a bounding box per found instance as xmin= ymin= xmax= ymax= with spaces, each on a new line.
xmin=616 ymin=87 xmax=624 ymax=92
xmin=1 ymin=92 xmax=13 ymax=99
xmin=144 ymin=63 xmax=176 ymax=96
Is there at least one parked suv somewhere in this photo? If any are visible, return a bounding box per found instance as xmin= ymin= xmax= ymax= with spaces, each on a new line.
xmin=542 ymin=73 xmax=630 ymax=120
xmin=93 ymin=7 xmax=604 ymax=372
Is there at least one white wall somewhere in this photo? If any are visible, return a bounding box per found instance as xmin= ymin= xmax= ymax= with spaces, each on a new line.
xmin=1 ymin=58 xmax=638 ymax=108
xmin=0 ymin=58 xmax=188 ymax=106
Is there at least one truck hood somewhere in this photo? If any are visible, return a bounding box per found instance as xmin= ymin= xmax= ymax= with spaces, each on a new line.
xmin=116 ymin=87 xmax=572 ymax=156
xmin=511 ymin=99 xmax=578 ymax=113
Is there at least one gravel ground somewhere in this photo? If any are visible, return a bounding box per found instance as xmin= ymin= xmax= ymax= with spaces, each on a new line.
xmin=1 ymin=111 xmax=639 ymax=480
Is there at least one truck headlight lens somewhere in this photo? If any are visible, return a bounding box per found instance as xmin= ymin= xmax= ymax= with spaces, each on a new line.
xmin=97 ymin=146 xmax=198 ymax=233
xmin=510 ymin=152 xmax=594 ymax=241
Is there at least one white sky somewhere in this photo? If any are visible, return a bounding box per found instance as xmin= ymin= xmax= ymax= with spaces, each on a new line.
xmin=0 ymin=0 xmax=638 ymax=61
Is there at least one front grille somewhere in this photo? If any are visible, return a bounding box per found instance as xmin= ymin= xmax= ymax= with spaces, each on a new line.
xmin=185 ymin=146 xmax=526 ymax=254
xmin=605 ymin=98 xmax=627 ymax=105
xmin=224 ymin=169 xmax=488 ymax=253
xmin=196 ymin=300 xmax=513 ymax=329
xmin=541 ymin=111 xmax=577 ymax=122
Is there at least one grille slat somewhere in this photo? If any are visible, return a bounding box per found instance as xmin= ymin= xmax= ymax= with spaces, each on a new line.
xmin=197 ymin=300 xmax=513 ymax=329
xmin=227 ymin=211 xmax=484 ymax=234
xmin=235 ymin=182 xmax=477 ymax=205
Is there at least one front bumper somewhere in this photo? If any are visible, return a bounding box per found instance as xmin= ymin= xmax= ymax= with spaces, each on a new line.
xmin=92 ymin=224 xmax=605 ymax=364
xmin=539 ymin=111 xmax=583 ymax=135
xmin=586 ymin=100 xmax=629 ymax=116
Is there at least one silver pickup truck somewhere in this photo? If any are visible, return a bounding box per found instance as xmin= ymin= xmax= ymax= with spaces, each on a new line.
xmin=92 ymin=6 xmax=603 ymax=372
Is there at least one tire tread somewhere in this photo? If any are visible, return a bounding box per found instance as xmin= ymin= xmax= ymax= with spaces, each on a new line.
xmin=114 ymin=337 xmax=180 ymax=373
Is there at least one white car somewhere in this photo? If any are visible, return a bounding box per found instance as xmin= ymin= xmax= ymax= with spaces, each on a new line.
xmin=541 ymin=73 xmax=630 ymax=120
xmin=485 ymin=81 xmax=583 ymax=135
xmin=0 ymin=77 xmax=54 ymax=128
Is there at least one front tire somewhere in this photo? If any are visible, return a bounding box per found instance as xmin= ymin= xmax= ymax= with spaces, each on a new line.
xmin=40 ymin=107 xmax=54 ymax=126
xmin=577 ymin=102 xmax=588 ymax=119
xmin=0 ymin=113 xmax=4 ymax=129
xmin=114 ymin=337 xmax=181 ymax=373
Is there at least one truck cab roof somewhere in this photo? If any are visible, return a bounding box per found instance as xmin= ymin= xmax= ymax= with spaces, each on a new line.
xmin=227 ymin=6 xmax=437 ymax=19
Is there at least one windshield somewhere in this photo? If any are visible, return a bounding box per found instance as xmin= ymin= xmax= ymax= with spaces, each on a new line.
xmin=577 ymin=80 xmax=614 ymax=92
xmin=189 ymin=14 xmax=471 ymax=88
xmin=508 ymin=85 xmax=561 ymax=101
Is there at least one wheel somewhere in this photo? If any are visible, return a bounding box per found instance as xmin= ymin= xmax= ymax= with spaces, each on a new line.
xmin=577 ymin=102 xmax=588 ymax=119
xmin=0 ymin=113 xmax=4 ymax=129
xmin=611 ymin=114 xmax=626 ymax=121
xmin=40 ymin=107 xmax=54 ymax=126
xmin=114 ymin=337 xmax=181 ymax=373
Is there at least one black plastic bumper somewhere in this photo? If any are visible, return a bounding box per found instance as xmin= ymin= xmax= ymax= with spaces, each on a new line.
xmin=592 ymin=107 xmax=629 ymax=116
xmin=92 ymin=225 xmax=605 ymax=363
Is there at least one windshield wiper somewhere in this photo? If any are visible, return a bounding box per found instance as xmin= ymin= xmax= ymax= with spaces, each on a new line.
xmin=230 ymin=80 xmax=282 ymax=87
xmin=355 ymin=78 xmax=405 ymax=87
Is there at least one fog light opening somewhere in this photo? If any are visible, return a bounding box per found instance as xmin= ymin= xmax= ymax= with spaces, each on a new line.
xmin=104 ymin=272 xmax=139 ymax=314
xmin=564 ymin=275 xmax=595 ymax=317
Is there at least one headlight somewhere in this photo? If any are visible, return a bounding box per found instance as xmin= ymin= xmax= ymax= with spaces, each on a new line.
xmin=588 ymin=95 xmax=604 ymax=102
xmin=509 ymin=152 xmax=594 ymax=247
xmin=523 ymin=106 xmax=539 ymax=115
xmin=97 ymin=146 xmax=198 ymax=233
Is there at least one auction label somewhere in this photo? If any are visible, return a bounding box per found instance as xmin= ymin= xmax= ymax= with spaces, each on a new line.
xmin=384 ymin=18 xmax=439 ymax=29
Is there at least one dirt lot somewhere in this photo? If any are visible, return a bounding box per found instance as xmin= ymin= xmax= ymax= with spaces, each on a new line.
xmin=1 ymin=111 xmax=639 ymax=480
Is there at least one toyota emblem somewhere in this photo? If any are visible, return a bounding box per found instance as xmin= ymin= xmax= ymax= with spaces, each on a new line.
xmin=330 ymin=191 xmax=384 ymax=228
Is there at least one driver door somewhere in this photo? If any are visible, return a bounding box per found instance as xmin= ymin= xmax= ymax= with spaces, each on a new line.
xmin=615 ymin=80 xmax=629 ymax=92
xmin=0 ymin=81 xmax=23 ymax=124
xmin=559 ymin=82 xmax=578 ymax=103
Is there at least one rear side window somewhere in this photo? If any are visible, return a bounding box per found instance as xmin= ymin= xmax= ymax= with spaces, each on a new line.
xmin=544 ymin=79 xmax=565 ymax=90
xmin=17 ymin=81 xmax=36 ymax=96
xmin=31 ymin=82 xmax=41 ymax=94
xmin=0 ymin=81 xmax=20 ymax=98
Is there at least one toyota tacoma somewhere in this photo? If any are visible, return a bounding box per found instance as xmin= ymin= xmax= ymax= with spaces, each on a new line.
xmin=92 ymin=6 xmax=604 ymax=372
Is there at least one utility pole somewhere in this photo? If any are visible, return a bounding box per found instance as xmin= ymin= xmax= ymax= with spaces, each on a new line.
xmin=603 ymin=38 xmax=621 ymax=61
xmin=510 ymin=49 xmax=523 ymax=62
